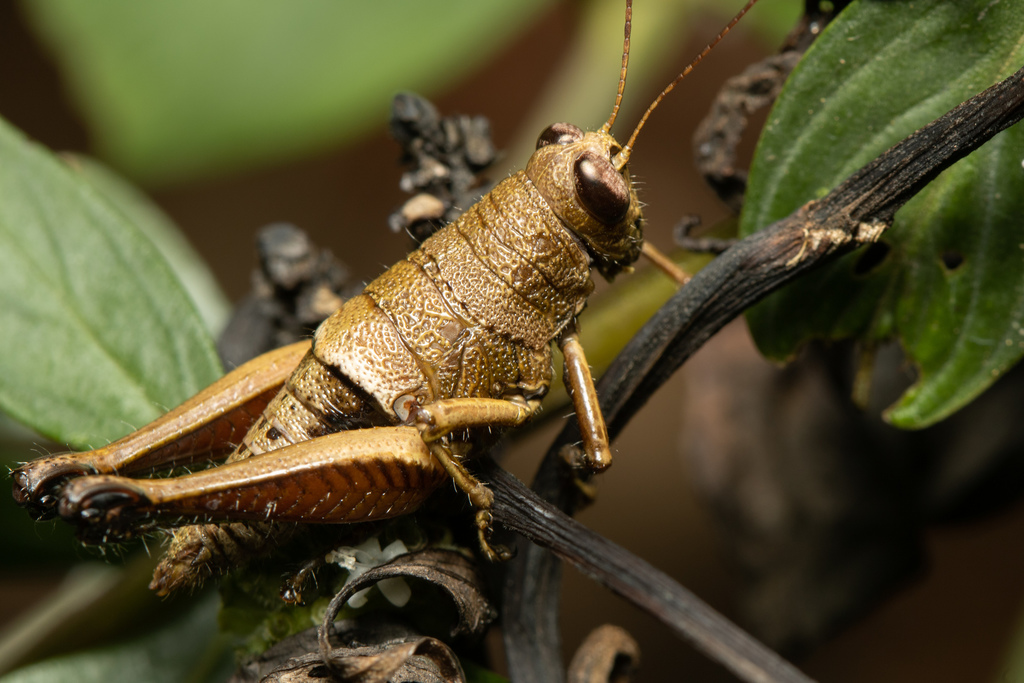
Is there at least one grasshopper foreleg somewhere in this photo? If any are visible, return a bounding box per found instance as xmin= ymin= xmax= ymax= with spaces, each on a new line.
xmin=12 ymin=341 xmax=309 ymax=519
xmin=558 ymin=325 xmax=612 ymax=472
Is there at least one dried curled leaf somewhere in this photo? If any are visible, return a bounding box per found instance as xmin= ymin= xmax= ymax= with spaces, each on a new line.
xmin=568 ymin=624 xmax=641 ymax=683
xmin=321 ymin=548 xmax=497 ymax=642
xmin=234 ymin=550 xmax=494 ymax=682
xmin=319 ymin=633 xmax=466 ymax=683
xmin=232 ymin=620 xmax=464 ymax=683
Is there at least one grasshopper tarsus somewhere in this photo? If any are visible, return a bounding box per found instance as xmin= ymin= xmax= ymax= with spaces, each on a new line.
xmin=58 ymin=476 xmax=149 ymax=540
xmin=12 ymin=456 xmax=96 ymax=520
xmin=475 ymin=509 xmax=515 ymax=563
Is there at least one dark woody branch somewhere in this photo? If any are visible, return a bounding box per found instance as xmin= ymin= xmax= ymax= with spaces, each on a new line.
xmin=486 ymin=458 xmax=817 ymax=683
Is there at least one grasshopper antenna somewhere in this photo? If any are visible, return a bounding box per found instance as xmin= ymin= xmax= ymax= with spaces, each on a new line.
xmin=615 ymin=0 xmax=762 ymax=287
xmin=601 ymin=0 xmax=633 ymax=134
xmin=613 ymin=0 xmax=761 ymax=170
xmin=599 ymin=0 xmax=695 ymax=287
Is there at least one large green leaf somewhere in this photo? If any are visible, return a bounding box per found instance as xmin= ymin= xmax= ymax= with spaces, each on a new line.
xmin=62 ymin=155 xmax=230 ymax=335
xmin=21 ymin=0 xmax=550 ymax=184
xmin=740 ymin=0 xmax=1024 ymax=428
xmin=0 ymin=117 xmax=222 ymax=449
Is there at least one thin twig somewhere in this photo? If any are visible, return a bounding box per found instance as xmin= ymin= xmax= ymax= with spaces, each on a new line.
xmin=485 ymin=460 xmax=816 ymax=683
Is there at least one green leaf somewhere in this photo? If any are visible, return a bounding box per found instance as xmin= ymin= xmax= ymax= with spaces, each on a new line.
xmin=462 ymin=659 xmax=509 ymax=683
xmin=0 ymin=594 xmax=234 ymax=683
xmin=61 ymin=155 xmax=231 ymax=336
xmin=740 ymin=0 xmax=1024 ymax=428
xmin=22 ymin=0 xmax=550 ymax=185
xmin=999 ymin=597 xmax=1024 ymax=683
xmin=0 ymin=117 xmax=222 ymax=449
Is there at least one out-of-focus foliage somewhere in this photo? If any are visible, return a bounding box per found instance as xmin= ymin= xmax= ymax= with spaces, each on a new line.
xmin=0 ymin=595 xmax=233 ymax=683
xmin=20 ymin=0 xmax=552 ymax=184
xmin=0 ymin=116 xmax=222 ymax=449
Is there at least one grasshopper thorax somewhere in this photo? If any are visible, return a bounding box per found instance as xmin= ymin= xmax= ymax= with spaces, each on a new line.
xmin=526 ymin=123 xmax=643 ymax=279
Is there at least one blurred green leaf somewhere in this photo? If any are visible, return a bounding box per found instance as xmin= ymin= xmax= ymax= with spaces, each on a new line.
xmin=0 ymin=116 xmax=222 ymax=449
xmin=737 ymin=0 xmax=803 ymax=46
xmin=62 ymin=155 xmax=230 ymax=335
xmin=1000 ymin=596 xmax=1024 ymax=683
xmin=462 ymin=660 xmax=509 ymax=683
xmin=0 ymin=593 xmax=233 ymax=683
xmin=218 ymin=563 xmax=334 ymax=659
xmin=740 ymin=0 xmax=1024 ymax=428
xmin=505 ymin=0 xmax=802 ymax=165
xmin=22 ymin=0 xmax=550 ymax=184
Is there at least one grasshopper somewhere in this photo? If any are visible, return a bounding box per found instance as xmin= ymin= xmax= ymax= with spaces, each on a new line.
xmin=11 ymin=0 xmax=759 ymax=595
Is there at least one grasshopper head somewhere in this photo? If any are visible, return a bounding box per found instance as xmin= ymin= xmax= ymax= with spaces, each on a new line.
xmin=526 ymin=123 xmax=643 ymax=279
xmin=525 ymin=0 xmax=760 ymax=279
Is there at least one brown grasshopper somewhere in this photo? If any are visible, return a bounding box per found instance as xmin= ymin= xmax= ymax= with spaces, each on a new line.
xmin=11 ymin=0 xmax=759 ymax=596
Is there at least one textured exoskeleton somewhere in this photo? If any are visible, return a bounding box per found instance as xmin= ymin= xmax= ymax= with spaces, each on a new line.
xmin=12 ymin=121 xmax=645 ymax=594
xmin=10 ymin=0 xmax=759 ymax=594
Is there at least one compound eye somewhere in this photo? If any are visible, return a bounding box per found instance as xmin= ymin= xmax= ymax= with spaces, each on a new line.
xmin=536 ymin=122 xmax=584 ymax=149
xmin=574 ymin=151 xmax=630 ymax=225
